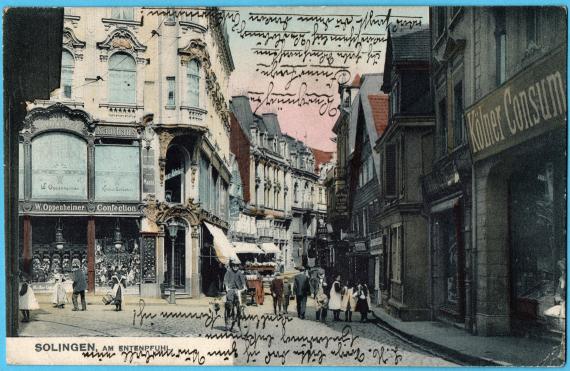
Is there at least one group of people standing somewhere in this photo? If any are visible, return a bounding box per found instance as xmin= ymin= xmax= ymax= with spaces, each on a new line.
xmin=269 ymin=267 xmax=372 ymax=323
xmin=19 ymin=263 xmax=127 ymax=322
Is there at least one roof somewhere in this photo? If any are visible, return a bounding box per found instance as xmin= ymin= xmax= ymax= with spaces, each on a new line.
xmin=230 ymin=96 xmax=254 ymax=140
xmin=261 ymin=113 xmax=282 ymax=137
xmin=368 ymin=94 xmax=389 ymax=136
xmin=348 ymin=73 xmax=383 ymax=155
xmin=350 ymin=73 xmax=361 ymax=88
xmin=310 ymin=147 xmax=334 ymax=173
xmin=391 ymin=27 xmax=431 ymax=63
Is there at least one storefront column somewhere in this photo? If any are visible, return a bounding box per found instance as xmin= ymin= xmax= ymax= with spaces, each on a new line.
xmin=22 ymin=215 xmax=32 ymax=276
xmin=191 ymin=225 xmax=201 ymax=298
xmin=87 ymin=216 xmax=95 ymax=292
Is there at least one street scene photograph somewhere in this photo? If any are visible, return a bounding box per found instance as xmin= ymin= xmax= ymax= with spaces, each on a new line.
xmin=3 ymin=5 xmax=567 ymax=366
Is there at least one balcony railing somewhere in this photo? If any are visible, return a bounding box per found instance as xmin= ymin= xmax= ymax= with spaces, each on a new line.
xmin=180 ymin=106 xmax=207 ymax=127
xmin=99 ymin=103 xmax=144 ymax=122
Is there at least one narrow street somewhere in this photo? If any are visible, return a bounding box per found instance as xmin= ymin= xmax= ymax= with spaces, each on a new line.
xmin=19 ymin=294 xmax=457 ymax=366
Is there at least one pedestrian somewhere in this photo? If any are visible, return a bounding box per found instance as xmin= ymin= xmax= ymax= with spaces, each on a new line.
xmin=19 ymin=275 xmax=39 ymax=322
xmin=270 ymin=273 xmax=284 ymax=315
xmin=72 ymin=262 xmax=87 ymax=311
xmin=340 ymin=280 xmax=356 ymax=322
xmin=315 ymin=280 xmax=329 ymax=323
xmin=111 ymin=274 xmax=125 ymax=311
xmin=51 ymin=274 xmax=68 ymax=309
xmin=328 ymin=274 xmax=343 ymax=321
xmin=293 ymin=266 xmax=311 ymax=319
xmin=354 ymin=281 xmax=371 ymax=322
xmin=315 ymin=272 xmax=328 ymax=322
xmin=282 ymin=277 xmax=292 ymax=314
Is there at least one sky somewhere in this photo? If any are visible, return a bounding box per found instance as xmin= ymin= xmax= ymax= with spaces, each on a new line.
xmin=224 ymin=6 xmax=429 ymax=151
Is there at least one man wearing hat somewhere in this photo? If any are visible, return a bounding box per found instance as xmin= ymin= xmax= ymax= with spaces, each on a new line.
xmin=293 ymin=266 xmax=311 ymax=319
xmin=71 ymin=262 xmax=87 ymax=311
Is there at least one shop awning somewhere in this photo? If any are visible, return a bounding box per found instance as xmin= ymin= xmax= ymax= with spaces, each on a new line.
xmin=204 ymin=222 xmax=240 ymax=265
xmin=260 ymin=242 xmax=280 ymax=254
xmin=233 ymin=242 xmax=264 ymax=254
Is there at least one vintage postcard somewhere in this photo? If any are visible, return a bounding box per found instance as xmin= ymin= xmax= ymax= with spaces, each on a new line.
xmin=3 ymin=5 xmax=567 ymax=367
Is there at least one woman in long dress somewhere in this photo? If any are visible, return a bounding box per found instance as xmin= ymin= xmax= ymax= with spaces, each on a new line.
xmin=51 ymin=274 xmax=68 ymax=309
xmin=340 ymin=280 xmax=356 ymax=322
xmin=111 ymin=275 xmax=125 ymax=311
xmin=328 ymin=274 xmax=343 ymax=321
xmin=19 ymin=276 xmax=40 ymax=322
xmin=354 ymin=281 xmax=371 ymax=323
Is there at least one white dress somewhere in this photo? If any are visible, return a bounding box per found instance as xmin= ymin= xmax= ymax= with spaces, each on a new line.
xmin=19 ymin=284 xmax=40 ymax=310
xmin=328 ymin=281 xmax=342 ymax=310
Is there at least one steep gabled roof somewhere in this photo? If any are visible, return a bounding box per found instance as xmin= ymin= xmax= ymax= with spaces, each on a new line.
xmin=348 ymin=73 xmax=383 ymax=155
xmin=368 ymin=94 xmax=389 ymax=137
xmin=391 ymin=27 xmax=431 ymax=63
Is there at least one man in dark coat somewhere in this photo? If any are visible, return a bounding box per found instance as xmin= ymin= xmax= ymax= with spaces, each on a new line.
xmin=270 ymin=274 xmax=284 ymax=315
xmin=293 ymin=266 xmax=310 ymax=319
xmin=72 ymin=262 xmax=87 ymax=311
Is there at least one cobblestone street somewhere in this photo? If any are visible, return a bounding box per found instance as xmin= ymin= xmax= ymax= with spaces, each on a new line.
xmin=19 ymin=295 xmax=457 ymax=366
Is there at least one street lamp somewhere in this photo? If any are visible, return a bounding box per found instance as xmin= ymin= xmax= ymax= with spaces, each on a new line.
xmin=113 ymin=218 xmax=123 ymax=268
xmin=54 ymin=218 xmax=65 ymax=251
xmin=166 ymin=219 xmax=179 ymax=304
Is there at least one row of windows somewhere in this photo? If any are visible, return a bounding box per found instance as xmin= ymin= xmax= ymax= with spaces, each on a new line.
xmin=61 ymin=50 xmax=201 ymax=107
xmin=351 ymin=200 xmax=380 ymax=238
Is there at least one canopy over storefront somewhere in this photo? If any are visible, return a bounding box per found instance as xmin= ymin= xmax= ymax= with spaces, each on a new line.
xmin=233 ymin=242 xmax=264 ymax=254
xmin=204 ymin=222 xmax=240 ymax=265
xmin=260 ymin=242 xmax=280 ymax=254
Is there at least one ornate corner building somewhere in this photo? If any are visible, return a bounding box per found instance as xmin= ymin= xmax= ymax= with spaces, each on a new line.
xmin=17 ymin=7 xmax=236 ymax=299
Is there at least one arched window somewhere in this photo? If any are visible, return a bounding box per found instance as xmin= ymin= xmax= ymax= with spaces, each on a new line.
xmin=61 ymin=50 xmax=74 ymax=99
xmin=109 ymin=52 xmax=136 ymax=104
xmin=186 ymin=59 xmax=200 ymax=107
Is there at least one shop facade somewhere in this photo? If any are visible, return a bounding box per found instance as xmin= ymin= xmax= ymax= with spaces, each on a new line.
xmin=18 ymin=104 xmax=144 ymax=294
xmin=467 ymin=46 xmax=566 ymax=336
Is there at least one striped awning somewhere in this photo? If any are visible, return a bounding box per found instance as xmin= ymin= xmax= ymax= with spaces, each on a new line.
xmin=260 ymin=242 xmax=280 ymax=254
xmin=204 ymin=222 xmax=240 ymax=265
xmin=233 ymin=242 xmax=264 ymax=254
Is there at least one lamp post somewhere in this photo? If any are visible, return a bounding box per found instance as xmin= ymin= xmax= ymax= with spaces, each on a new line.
xmin=113 ymin=218 xmax=123 ymax=269
xmin=54 ymin=218 xmax=65 ymax=273
xmin=166 ymin=220 xmax=179 ymax=304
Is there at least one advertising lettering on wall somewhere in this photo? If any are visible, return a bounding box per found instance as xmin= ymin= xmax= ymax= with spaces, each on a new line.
xmin=31 ymin=132 xmax=88 ymax=200
xmin=465 ymin=47 xmax=566 ymax=162
xmin=95 ymin=145 xmax=140 ymax=201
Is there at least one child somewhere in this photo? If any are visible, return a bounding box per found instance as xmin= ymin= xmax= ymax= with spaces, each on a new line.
xmin=19 ymin=275 xmax=40 ymax=322
xmin=52 ymin=274 xmax=68 ymax=309
xmin=341 ymin=280 xmax=356 ymax=322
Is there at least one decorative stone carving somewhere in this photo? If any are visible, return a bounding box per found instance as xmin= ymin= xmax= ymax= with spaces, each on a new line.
xmin=178 ymin=39 xmax=230 ymax=131
xmin=21 ymin=103 xmax=96 ymax=136
xmin=97 ymin=28 xmax=147 ymax=53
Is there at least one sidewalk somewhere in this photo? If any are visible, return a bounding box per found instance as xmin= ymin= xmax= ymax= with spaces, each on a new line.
xmin=371 ymin=306 xmax=562 ymax=366
xmin=35 ymin=293 xmax=215 ymax=307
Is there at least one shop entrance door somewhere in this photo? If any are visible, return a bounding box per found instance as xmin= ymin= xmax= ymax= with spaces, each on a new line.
xmin=165 ymin=228 xmax=186 ymax=290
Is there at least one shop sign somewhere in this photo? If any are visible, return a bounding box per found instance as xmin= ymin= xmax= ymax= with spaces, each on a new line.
xmin=354 ymin=241 xmax=367 ymax=252
xmin=20 ymin=201 xmax=141 ymax=215
xmin=94 ymin=125 xmax=138 ymax=138
xmin=95 ymin=145 xmax=140 ymax=201
xmin=142 ymin=149 xmax=155 ymax=194
xmin=336 ymin=189 xmax=348 ymax=213
xmin=370 ymin=236 xmax=383 ymax=249
xmin=465 ymin=47 xmax=566 ymax=162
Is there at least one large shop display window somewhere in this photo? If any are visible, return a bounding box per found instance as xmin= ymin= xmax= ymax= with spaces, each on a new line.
xmin=95 ymin=145 xmax=140 ymax=201
xmin=31 ymin=132 xmax=87 ymax=200
xmin=95 ymin=218 xmax=141 ymax=293
xmin=30 ymin=217 xmax=88 ymax=283
xmin=510 ymin=159 xmax=565 ymax=329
